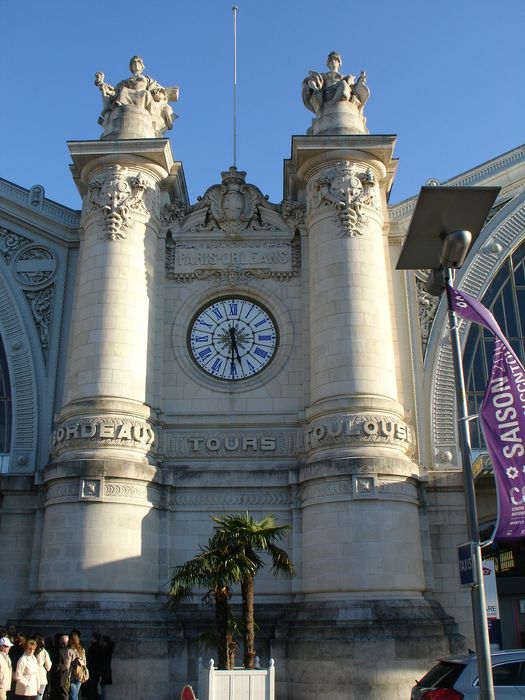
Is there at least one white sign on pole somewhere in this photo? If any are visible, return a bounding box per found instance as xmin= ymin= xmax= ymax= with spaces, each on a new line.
xmin=483 ymin=560 xmax=500 ymax=619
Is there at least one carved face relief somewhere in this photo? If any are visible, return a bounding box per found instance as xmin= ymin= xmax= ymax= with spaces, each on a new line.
xmin=88 ymin=166 xmax=150 ymax=240
xmin=307 ymin=162 xmax=379 ymax=236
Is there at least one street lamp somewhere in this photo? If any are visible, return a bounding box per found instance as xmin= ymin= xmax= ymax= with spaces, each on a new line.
xmin=397 ymin=185 xmax=500 ymax=700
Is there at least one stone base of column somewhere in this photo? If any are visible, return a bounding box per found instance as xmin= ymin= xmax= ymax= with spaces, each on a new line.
xmin=11 ymin=599 xmax=463 ymax=699
xmin=13 ymin=601 xmax=186 ymax=700
xmin=272 ymin=598 xmax=465 ymax=700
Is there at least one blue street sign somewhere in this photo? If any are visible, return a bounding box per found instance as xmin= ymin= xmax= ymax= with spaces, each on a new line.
xmin=458 ymin=542 xmax=477 ymax=587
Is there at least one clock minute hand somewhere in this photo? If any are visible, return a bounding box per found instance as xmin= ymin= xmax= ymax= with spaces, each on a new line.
xmin=229 ymin=326 xmax=242 ymax=364
xmin=229 ymin=327 xmax=237 ymax=373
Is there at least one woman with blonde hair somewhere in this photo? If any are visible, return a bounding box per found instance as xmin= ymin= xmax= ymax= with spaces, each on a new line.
xmin=67 ymin=634 xmax=86 ymax=700
xmin=14 ymin=638 xmax=39 ymax=699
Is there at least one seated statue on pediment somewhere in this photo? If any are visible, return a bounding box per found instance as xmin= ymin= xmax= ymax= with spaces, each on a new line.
xmin=95 ymin=56 xmax=179 ymax=140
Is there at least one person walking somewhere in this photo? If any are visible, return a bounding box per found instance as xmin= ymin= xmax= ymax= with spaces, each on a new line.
xmin=34 ymin=637 xmax=51 ymax=700
xmin=14 ymin=638 xmax=39 ymax=700
xmin=0 ymin=636 xmax=13 ymax=700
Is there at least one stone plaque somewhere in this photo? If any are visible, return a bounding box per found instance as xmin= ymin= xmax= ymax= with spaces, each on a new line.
xmin=173 ymin=242 xmax=292 ymax=275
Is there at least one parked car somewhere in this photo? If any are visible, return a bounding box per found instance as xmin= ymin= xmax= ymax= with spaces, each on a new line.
xmin=411 ymin=649 xmax=525 ymax=698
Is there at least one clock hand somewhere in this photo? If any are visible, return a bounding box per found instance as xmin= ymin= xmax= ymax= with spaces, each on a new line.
xmin=229 ymin=326 xmax=242 ymax=364
xmin=229 ymin=326 xmax=236 ymax=374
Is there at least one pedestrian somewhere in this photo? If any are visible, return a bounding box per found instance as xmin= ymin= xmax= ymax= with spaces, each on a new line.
xmin=0 ymin=636 xmax=13 ymax=700
xmin=10 ymin=636 xmax=26 ymax=697
xmin=56 ymin=636 xmax=72 ymax=700
xmin=67 ymin=634 xmax=86 ymax=700
xmin=84 ymin=634 xmax=102 ymax=700
xmin=34 ymin=637 xmax=52 ymax=700
xmin=99 ymin=638 xmax=114 ymax=700
xmin=14 ymin=638 xmax=39 ymax=699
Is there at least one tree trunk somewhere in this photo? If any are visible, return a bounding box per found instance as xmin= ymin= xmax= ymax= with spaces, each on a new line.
xmin=241 ymin=577 xmax=256 ymax=669
xmin=215 ymin=586 xmax=231 ymax=669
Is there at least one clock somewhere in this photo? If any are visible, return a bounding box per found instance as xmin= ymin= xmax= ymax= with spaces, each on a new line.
xmin=188 ymin=297 xmax=278 ymax=381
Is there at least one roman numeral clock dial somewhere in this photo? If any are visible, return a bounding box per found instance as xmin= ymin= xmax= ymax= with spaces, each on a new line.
xmin=188 ymin=297 xmax=278 ymax=381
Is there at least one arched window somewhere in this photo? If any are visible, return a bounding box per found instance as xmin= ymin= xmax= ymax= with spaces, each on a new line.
xmin=464 ymin=243 xmax=525 ymax=450
xmin=0 ymin=335 xmax=12 ymax=471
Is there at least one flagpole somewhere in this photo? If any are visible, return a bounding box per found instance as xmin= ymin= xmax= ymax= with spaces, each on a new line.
xmin=232 ymin=5 xmax=238 ymax=168
xmin=445 ymin=275 xmax=495 ymax=700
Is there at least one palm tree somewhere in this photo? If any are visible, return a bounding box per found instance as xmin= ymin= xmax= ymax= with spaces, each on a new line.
xmin=168 ymin=532 xmax=256 ymax=669
xmin=212 ymin=512 xmax=295 ymax=670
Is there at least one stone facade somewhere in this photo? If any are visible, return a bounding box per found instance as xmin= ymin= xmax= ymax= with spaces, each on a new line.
xmin=1 ymin=53 xmax=525 ymax=699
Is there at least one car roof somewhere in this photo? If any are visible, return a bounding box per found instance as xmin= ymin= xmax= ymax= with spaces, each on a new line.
xmin=437 ymin=650 xmax=525 ymax=665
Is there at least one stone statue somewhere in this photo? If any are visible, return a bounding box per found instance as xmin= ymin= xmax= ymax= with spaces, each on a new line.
xmin=302 ymin=52 xmax=369 ymax=136
xmin=95 ymin=56 xmax=179 ymax=140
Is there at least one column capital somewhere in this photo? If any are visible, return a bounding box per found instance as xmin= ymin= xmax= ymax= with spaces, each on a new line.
xmin=67 ymin=138 xmax=186 ymax=200
xmin=284 ymin=134 xmax=398 ymax=201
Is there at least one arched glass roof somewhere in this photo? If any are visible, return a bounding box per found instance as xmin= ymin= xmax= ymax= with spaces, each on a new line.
xmin=464 ymin=243 xmax=525 ymax=449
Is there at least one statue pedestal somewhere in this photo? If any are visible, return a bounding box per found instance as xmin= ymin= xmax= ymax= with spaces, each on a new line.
xmin=308 ymin=101 xmax=368 ymax=136
xmin=101 ymin=105 xmax=156 ymax=140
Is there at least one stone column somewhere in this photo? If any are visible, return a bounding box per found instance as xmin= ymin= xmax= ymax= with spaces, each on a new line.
xmin=38 ymin=139 xmax=177 ymax=598
xmin=286 ymin=135 xmax=425 ymax=598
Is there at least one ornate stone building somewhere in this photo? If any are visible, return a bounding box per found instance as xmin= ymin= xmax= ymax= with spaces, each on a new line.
xmin=0 ymin=53 xmax=524 ymax=699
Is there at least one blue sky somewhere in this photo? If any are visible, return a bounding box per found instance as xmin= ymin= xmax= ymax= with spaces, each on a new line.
xmin=2 ymin=0 xmax=524 ymax=209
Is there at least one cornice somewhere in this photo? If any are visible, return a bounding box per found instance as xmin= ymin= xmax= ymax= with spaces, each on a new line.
xmin=0 ymin=178 xmax=80 ymax=229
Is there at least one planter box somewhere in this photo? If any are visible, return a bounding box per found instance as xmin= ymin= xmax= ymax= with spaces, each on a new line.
xmin=198 ymin=659 xmax=275 ymax=700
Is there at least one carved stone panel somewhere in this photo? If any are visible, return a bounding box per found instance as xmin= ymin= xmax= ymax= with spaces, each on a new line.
xmin=23 ymin=284 xmax=54 ymax=357
xmin=0 ymin=226 xmax=31 ymax=263
xmin=167 ymin=428 xmax=297 ymax=459
xmin=14 ymin=247 xmax=57 ymax=287
xmin=50 ymin=416 xmax=156 ymax=457
xmin=306 ymin=162 xmax=380 ymax=236
xmin=186 ymin=167 xmax=277 ymax=238
xmin=166 ymin=240 xmax=300 ymax=284
xmin=302 ymin=413 xmax=415 ymax=456
xmin=87 ymin=165 xmax=152 ymax=240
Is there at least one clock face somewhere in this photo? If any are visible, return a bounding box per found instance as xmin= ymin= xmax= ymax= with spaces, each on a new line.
xmin=188 ymin=297 xmax=278 ymax=381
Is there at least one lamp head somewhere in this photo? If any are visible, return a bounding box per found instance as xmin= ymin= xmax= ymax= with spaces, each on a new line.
xmin=440 ymin=230 xmax=472 ymax=269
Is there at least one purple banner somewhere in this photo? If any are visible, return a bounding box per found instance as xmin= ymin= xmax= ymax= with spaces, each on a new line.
xmin=447 ymin=283 xmax=525 ymax=540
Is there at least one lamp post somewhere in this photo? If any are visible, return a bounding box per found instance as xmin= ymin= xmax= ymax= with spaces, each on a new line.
xmin=397 ymin=185 xmax=500 ymax=700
